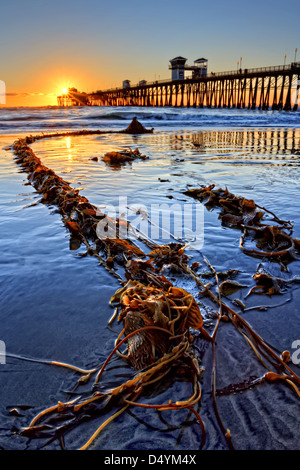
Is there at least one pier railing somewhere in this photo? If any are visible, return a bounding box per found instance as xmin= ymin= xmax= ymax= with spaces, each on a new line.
xmin=93 ymin=62 xmax=300 ymax=94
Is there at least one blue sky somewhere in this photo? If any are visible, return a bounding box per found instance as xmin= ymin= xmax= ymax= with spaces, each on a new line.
xmin=1 ymin=0 xmax=299 ymax=105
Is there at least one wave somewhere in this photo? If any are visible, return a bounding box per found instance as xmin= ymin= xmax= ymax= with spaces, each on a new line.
xmin=79 ymin=109 xmax=300 ymax=123
xmin=0 ymin=115 xmax=50 ymax=122
xmin=78 ymin=111 xmax=179 ymax=121
xmin=0 ymin=107 xmax=299 ymax=134
xmin=0 ymin=121 xmax=82 ymax=129
xmin=0 ymin=113 xmax=287 ymax=124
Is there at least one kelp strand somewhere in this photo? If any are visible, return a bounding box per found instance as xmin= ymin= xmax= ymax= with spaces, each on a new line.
xmin=8 ymin=125 xmax=300 ymax=451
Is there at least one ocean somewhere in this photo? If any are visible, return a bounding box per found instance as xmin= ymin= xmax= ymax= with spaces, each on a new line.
xmin=0 ymin=105 xmax=299 ymax=451
xmin=0 ymin=105 xmax=300 ymax=133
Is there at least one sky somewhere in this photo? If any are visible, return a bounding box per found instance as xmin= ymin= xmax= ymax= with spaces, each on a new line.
xmin=0 ymin=0 xmax=299 ymax=107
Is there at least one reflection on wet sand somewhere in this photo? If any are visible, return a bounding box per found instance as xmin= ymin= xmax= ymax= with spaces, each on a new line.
xmin=188 ymin=128 xmax=300 ymax=158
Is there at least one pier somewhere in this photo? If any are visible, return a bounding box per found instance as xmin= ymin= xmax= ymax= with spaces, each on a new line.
xmin=57 ymin=61 xmax=300 ymax=111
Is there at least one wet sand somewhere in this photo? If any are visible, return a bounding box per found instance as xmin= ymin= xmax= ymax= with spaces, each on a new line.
xmin=0 ymin=128 xmax=300 ymax=450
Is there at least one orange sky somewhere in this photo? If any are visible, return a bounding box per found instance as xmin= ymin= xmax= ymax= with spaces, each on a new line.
xmin=4 ymin=64 xmax=97 ymax=107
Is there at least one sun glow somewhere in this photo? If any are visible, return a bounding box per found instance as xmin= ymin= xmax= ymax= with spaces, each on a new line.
xmin=57 ymin=85 xmax=70 ymax=96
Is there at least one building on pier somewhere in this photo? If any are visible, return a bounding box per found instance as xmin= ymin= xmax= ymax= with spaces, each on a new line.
xmin=169 ymin=56 xmax=187 ymax=80
xmin=169 ymin=56 xmax=208 ymax=80
xmin=191 ymin=58 xmax=208 ymax=78
xmin=122 ymin=80 xmax=131 ymax=89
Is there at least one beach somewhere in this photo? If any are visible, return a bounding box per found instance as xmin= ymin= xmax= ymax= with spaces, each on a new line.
xmin=0 ymin=106 xmax=300 ymax=450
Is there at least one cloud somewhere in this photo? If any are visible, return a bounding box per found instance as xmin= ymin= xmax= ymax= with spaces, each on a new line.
xmin=6 ymin=92 xmax=45 ymax=97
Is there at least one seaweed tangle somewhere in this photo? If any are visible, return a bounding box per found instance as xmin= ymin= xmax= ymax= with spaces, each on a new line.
xmin=8 ymin=128 xmax=300 ymax=450
xmin=184 ymin=184 xmax=300 ymax=267
xmin=103 ymin=147 xmax=149 ymax=169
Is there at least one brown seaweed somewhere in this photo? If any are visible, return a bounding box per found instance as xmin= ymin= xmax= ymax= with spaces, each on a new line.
xmin=184 ymin=184 xmax=299 ymax=265
xmin=219 ymin=280 xmax=248 ymax=296
xmin=8 ymin=129 xmax=300 ymax=451
xmin=103 ymin=147 xmax=148 ymax=166
xmin=246 ymin=265 xmax=300 ymax=296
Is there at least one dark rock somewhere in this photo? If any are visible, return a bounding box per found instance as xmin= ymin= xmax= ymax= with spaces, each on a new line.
xmin=123 ymin=117 xmax=154 ymax=134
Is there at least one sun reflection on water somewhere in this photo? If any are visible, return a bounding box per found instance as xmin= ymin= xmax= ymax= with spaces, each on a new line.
xmin=65 ymin=136 xmax=73 ymax=161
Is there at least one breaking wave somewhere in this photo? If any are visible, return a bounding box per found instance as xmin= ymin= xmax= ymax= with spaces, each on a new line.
xmin=0 ymin=106 xmax=299 ymax=134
